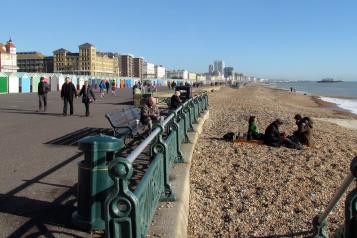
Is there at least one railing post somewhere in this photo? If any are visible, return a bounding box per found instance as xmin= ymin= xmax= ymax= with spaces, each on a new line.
xmin=168 ymin=112 xmax=184 ymax=163
xmin=191 ymin=99 xmax=199 ymax=123
xmin=188 ymin=100 xmax=196 ymax=127
xmin=312 ymin=156 xmax=357 ymax=238
xmin=105 ymin=157 xmax=139 ymax=238
xmin=205 ymin=92 xmax=209 ymax=109
xmin=312 ymin=216 xmax=328 ymax=238
xmin=151 ymin=123 xmax=176 ymax=201
xmin=344 ymin=157 xmax=357 ymax=238
xmin=181 ymin=104 xmax=191 ymax=143
xmin=193 ymin=97 xmax=200 ymax=119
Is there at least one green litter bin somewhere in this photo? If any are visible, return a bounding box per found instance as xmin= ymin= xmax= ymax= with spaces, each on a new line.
xmin=72 ymin=134 xmax=124 ymax=231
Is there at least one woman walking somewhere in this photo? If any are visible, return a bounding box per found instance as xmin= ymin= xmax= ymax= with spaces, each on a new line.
xmin=99 ymin=80 xmax=106 ymax=98
xmin=78 ymin=80 xmax=96 ymax=117
xmin=111 ymin=80 xmax=117 ymax=96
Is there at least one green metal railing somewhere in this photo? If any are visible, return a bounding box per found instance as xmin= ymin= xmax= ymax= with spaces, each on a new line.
xmin=104 ymin=92 xmax=208 ymax=238
xmin=312 ymin=156 xmax=357 ymax=238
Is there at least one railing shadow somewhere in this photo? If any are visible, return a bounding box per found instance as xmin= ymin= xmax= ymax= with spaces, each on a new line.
xmin=45 ymin=127 xmax=113 ymax=146
xmin=0 ymin=107 xmax=64 ymax=117
xmin=0 ymin=152 xmax=84 ymax=237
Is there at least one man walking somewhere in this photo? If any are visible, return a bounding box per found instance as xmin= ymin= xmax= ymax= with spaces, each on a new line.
xmin=38 ymin=77 xmax=49 ymax=112
xmin=61 ymin=77 xmax=77 ymax=116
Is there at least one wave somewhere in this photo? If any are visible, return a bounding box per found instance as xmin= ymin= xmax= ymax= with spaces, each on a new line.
xmin=320 ymin=97 xmax=357 ymax=115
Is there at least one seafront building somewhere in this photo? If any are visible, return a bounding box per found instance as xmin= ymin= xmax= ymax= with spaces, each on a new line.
xmin=208 ymin=64 xmax=214 ymax=75
xmin=167 ymin=69 xmax=188 ymax=80
xmin=224 ymin=66 xmax=234 ymax=80
xmin=143 ymin=62 xmax=155 ymax=78
xmin=0 ymin=39 xmax=18 ymax=73
xmin=154 ymin=65 xmax=165 ymax=79
xmin=188 ymin=72 xmax=197 ymax=81
xmin=119 ymin=54 xmax=133 ymax=77
xmin=17 ymin=52 xmax=53 ymax=73
xmin=213 ymin=60 xmax=225 ymax=76
xmin=133 ymin=57 xmax=144 ymax=78
xmin=53 ymin=43 xmax=119 ymax=77
xmin=196 ymin=74 xmax=206 ymax=82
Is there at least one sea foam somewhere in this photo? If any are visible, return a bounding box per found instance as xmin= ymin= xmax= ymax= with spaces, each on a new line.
xmin=320 ymin=97 xmax=357 ymax=115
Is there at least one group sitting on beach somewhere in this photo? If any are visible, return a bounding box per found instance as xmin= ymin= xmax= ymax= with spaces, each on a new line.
xmin=245 ymin=114 xmax=313 ymax=150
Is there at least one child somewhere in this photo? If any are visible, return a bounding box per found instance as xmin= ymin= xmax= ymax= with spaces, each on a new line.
xmin=247 ymin=116 xmax=264 ymax=140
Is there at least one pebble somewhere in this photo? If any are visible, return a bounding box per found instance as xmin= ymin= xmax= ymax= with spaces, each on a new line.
xmin=188 ymin=86 xmax=357 ymax=237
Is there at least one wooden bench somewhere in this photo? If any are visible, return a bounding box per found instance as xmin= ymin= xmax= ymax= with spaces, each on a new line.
xmin=105 ymin=107 xmax=146 ymax=140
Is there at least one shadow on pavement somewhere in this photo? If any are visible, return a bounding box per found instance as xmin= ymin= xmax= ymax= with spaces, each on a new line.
xmin=101 ymin=100 xmax=134 ymax=106
xmin=0 ymin=107 xmax=64 ymax=117
xmin=0 ymin=152 xmax=85 ymax=237
xmin=45 ymin=127 xmax=113 ymax=146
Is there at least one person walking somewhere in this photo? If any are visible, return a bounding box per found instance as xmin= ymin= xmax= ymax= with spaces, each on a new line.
xmin=61 ymin=77 xmax=77 ymax=116
xmin=38 ymin=77 xmax=49 ymax=112
xmin=111 ymin=80 xmax=117 ymax=96
xmin=78 ymin=80 xmax=96 ymax=117
xmin=105 ymin=80 xmax=110 ymax=94
xmin=99 ymin=80 xmax=106 ymax=98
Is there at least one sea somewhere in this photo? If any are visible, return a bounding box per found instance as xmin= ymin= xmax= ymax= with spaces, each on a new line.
xmin=270 ymin=81 xmax=357 ymax=115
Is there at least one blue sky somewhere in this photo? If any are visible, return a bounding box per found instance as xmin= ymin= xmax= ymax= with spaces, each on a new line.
xmin=1 ymin=0 xmax=357 ymax=81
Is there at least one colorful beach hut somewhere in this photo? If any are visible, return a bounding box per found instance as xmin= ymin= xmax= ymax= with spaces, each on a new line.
xmin=29 ymin=73 xmax=41 ymax=93
xmin=51 ymin=74 xmax=65 ymax=91
xmin=7 ymin=73 xmax=19 ymax=93
xmin=17 ymin=73 xmax=31 ymax=93
xmin=0 ymin=73 xmax=8 ymax=94
xmin=78 ymin=75 xmax=88 ymax=89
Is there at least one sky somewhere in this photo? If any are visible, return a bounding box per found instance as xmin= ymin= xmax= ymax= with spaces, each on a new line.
xmin=1 ymin=0 xmax=357 ymax=81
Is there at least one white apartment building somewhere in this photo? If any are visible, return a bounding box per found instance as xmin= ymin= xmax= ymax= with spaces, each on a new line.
xmin=143 ymin=62 xmax=155 ymax=78
xmin=188 ymin=72 xmax=196 ymax=81
xmin=155 ymin=65 xmax=166 ymax=79
xmin=167 ymin=69 xmax=188 ymax=80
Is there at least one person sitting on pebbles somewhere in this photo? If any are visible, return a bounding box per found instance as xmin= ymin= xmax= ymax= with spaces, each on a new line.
xmin=264 ymin=118 xmax=303 ymax=150
xmin=291 ymin=114 xmax=314 ymax=147
xmin=264 ymin=118 xmax=283 ymax=147
xmin=298 ymin=117 xmax=314 ymax=147
xmin=247 ymin=116 xmax=264 ymax=140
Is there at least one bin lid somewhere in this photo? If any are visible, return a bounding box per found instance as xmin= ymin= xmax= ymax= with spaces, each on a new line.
xmin=78 ymin=134 xmax=124 ymax=152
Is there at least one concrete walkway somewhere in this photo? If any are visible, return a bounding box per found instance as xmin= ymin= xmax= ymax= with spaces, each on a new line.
xmin=0 ymin=89 xmax=135 ymax=237
xmin=0 ymin=86 xmax=216 ymax=237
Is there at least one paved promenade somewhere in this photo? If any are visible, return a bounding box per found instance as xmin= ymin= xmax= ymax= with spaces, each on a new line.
xmin=0 ymin=89 xmax=138 ymax=237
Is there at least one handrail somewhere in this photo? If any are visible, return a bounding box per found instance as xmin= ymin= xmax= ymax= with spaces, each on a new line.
xmin=317 ymin=173 xmax=354 ymax=224
xmin=104 ymin=90 xmax=209 ymax=238
xmin=312 ymin=156 xmax=357 ymax=238
xmin=126 ymin=92 xmax=206 ymax=164
xmin=127 ymin=127 xmax=161 ymax=163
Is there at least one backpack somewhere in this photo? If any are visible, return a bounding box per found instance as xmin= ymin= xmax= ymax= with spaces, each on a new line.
xmin=223 ymin=132 xmax=235 ymax=142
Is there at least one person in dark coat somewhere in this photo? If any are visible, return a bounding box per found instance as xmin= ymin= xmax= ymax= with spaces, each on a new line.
xmin=78 ymin=80 xmax=96 ymax=117
xmin=298 ymin=117 xmax=314 ymax=146
xmin=264 ymin=118 xmax=283 ymax=147
xmin=38 ymin=77 xmax=49 ymax=112
xmin=105 ymin=80 xmax=110 ymax=93
xmin=170 ymin=91 xmax=182 ymax=109
xmin=61 ymin=77 xmax=77 ymax=116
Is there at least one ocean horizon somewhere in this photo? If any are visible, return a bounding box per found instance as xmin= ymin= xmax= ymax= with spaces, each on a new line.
xmin=271 ymin=81 xmax=357 ymax=115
